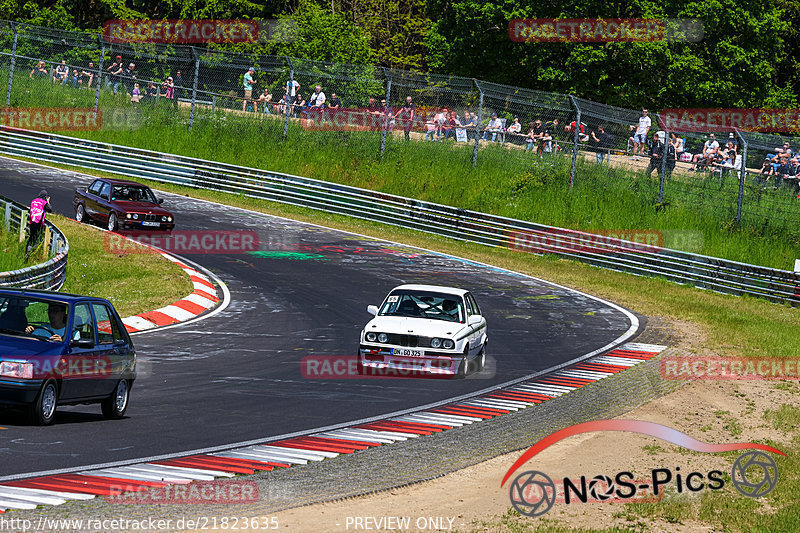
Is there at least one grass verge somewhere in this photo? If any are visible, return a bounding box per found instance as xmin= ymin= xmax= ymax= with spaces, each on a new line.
xmin=5 ymin=75 xmax=800 ymax=269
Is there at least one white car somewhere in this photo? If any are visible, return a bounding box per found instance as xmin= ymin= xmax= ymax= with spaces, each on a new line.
xmin=358 ymin=284 xmax=488 ymax=378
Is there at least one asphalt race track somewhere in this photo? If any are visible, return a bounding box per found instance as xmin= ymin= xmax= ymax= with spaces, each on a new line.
xmin=0 ymin=157 xmax=641 ymax=478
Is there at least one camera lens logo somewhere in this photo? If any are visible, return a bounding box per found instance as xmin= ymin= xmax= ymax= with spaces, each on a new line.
xmin=509 ymin=471 xmax=556 ymax=517
xmin=731 ymin=451 xmax=779 ymax=498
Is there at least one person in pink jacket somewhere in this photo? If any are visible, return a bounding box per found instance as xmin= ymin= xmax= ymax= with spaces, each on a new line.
xmin=26 ymin=190 xmax=52 ymax=259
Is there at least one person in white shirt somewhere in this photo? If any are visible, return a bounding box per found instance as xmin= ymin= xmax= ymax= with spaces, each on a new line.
xmin=690 ymin=133 xmax=720 ymax=171
xmin=631 ymin=109 xmax=651 ymax=160
xmin=308 ymin=85 xmax=326 ymax=108
xmin=483 ymin=113 xmax=503 ymax=142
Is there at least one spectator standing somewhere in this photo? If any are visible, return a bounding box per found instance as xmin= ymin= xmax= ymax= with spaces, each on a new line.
xmin=243 ymin=67 xmax=256 ymax=112
xmin=106 ymin=56 xmax=123 ymax=94
xmin=131 ymin=83 xmax=141 ymax=103
xmin=163 ymin=76 xmax=175 ymax=102
xmin=328 ymin=93 xmax=341 ymax=109
xmin=121 ymin=62 xmax=136 ymax=95
xmin=286 ymin=78 xmax=300 ymax=112
xmin=145 ymin=82 xmax=158 ymax=101
xmin=631 ymin=108 xmax=651 ymax=160
xmin=425 ymin=112 xmax=437 ymax=141
xmin=590 ymin=125 xmax=615 ymax=165
xmin=397 ymin=96 xmax=415 ymax=141
xmin=30 ymin=60 xmax=48 ymax=78
xmin=53 ymin=60 xmax=68 ymax=85
xmin=646 ymin=132 xmax=676 ymax=178
xmin=308 ymin=85 xmax=326 ymax=108
xmin=174 ymin=70 xmax=184 ymax=100
xmin=26 ymin=190 xmax=52 ymax=260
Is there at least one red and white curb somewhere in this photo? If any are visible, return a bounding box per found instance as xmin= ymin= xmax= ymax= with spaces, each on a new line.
xmin=118 ymin=248 xmax=220 ymax=333
xmin=0 ymin=343 xmax=667 ymax=513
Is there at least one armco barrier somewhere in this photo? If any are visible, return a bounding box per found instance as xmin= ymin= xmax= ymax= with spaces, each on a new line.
xmin=1 ymin=126 xmax=797 ymax=305
xmin=0 ymin=192 xmax=68 ymax=290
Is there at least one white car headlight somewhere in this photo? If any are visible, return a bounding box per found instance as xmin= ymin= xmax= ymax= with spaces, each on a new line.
xmin=125 ymin=213 xmax=132 ymax=219
xmin=378 ymin=333 xmax=388 ymax=343
xmin=443 ymin=339 xmax=455 ymax=349
xmin=430 ymin=338 xmax=441 ymax=348
xmin=366 ymin=332 xmax=377 ymax=342
xmin=0 ymin=361 xmax=33 ymax=379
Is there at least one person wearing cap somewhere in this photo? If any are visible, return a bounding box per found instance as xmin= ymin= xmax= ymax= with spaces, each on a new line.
xmin=482 ymin=113 xmax=503 ymax=142
xmin=26 ymin=190 xmax=52 ymax=260
xmin=243 ymin=67 xmax=256 ymax=112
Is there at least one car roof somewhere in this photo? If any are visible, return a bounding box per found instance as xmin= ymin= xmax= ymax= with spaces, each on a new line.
xmin=0 ymin=288 xmax=108 ymax=304
xmin=94 ymin=177 xmax=150 ymax=187
xmin=390 ymin=284 xmax=469 ymax=297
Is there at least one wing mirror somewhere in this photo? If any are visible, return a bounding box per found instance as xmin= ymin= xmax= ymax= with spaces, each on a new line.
xmin=468 ymin=315 xmax=483 ymax=325
xmin=157 ymin=198 xmax=164 ymax=204
xmin=367 ymin=305 xmax=378 ymax=316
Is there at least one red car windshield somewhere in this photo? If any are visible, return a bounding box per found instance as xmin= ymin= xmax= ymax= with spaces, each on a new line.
xmin=112 ymin=185 xmax=157 ymax=204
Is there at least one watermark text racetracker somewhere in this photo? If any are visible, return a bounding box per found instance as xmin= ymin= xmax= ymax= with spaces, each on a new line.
xmin=106 ymin=480 xmax=258 ymax=505
xmin=508 ymin=228 xmax=704 ymax=255
xmin=509 ymin=18 xmax=703 ymax=42
xmin=103 ymin=19 xmax=297 ymax=44
xmin=659 ymin=108 xmax=800 ymax=133
xmin=661 ymin=356 xmax=800 ymax=380
xmin=0 ymin=107 xmax=144 ymax=132
xmin=106 ymin=230 xmax=259 ymax=255
xmin=0 ymin=515 xmax=278 ymax=531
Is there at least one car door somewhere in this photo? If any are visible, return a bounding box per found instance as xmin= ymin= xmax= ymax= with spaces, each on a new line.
xmin=83 ymin=179 xmax=104 ymax=219
xmin=91 ymin=302 xmax=127 ymax=397
xmin=95 ymin=181 xmax=112 ymax=223
xmin=464 ymin=293 xmax=485 ymax=356
xmin=60 ymin=302 xmax=102 ymax=400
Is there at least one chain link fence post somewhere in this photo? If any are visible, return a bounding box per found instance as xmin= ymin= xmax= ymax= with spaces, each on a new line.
xmin=283 ymin=57 xmax=293 ymax=138
xmin=659 ymin=126 xmax=669 ymax=203
xmin=5 ymin=22 xmax=17 ymax=106
xmin=736 ymin=130 xmax=748 ymax=223
xmin=568 ymin=95 xmax=581 ymax=191
xmin=188 ymin=47 xmax=200 ymax=130
xmin=472 ymin=79 xmax=483 ymax=167
xmin=379 ymin=67 xmax=391 ymax=158
xmin=93 ymin=36 xmax=105 ymax=113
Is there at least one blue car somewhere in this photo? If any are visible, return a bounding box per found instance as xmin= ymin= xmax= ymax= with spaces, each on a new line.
xmin=0 ymin=289 xmax=136 ymax=425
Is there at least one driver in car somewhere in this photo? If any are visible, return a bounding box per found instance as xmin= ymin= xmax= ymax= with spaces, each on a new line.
xmin=25 ymin=303 xmax=67 ymax=342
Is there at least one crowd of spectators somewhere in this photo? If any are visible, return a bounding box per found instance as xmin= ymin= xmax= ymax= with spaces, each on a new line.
xmin=23 ymin=60 xmax=800 ymax=191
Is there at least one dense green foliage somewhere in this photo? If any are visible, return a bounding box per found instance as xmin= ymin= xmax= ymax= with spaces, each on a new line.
xmin=2 ymin=0 xmax=797 ymax=108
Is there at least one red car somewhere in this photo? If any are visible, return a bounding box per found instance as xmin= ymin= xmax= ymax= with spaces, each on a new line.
xmin=73 ymin=178 xmax=175 ymax=232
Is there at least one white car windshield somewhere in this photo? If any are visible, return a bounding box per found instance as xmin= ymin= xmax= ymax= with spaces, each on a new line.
xmin=379 ymin=291 xmax=464 ymax=323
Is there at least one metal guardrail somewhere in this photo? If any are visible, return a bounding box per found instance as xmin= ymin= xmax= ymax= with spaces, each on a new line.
xmin=0 ymin=192 xmax=69 ymax=290
xmin=0 ymin=126 xmax=797 ymax=305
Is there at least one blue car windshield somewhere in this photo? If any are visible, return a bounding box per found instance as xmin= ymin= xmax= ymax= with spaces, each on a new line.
xmin=0 ymin=296 xmax=69 ymax=341
xmin=379 ymin=291 xmax=464 ymax=323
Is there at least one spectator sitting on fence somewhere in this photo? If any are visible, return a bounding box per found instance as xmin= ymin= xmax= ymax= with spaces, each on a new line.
xmin=293 ymin=92 xmax=307 ymax=117
xmin=670 ymin=133 xmax=685 ymax=161
xmin=80 ymin=62 xmax=95 ymax=88
xmin=776 ymin=157 xmax=800 ymax=188
xmin=483 ymin=113 xmax=503 ymax=142
xmin=274 ymin=91 xmax=287 ymax=114
xmin=425 ymin=112 xmax=437 ymax=141
xmin=460 ymin=112 xmax=476 ymax=140
xmin=242 ymin=67 xmax=256 ymax=112
xmin=689 ymin=133 xmax=719 ymax=171
xmin=30 ymin=60 xmax=48 ymax=78
xmin=590 ymin=124 xmax=615 ymax=165
xmin=308 ymin=85 xmax=326 ymax=109
xmin=53 ymin=60 xmax=69 ymax=85
xmin=69 ymin=68 xmax=80 ymax=88
xmin=328 ymin=92 xmax=341 ymax=109
xmin=506 ymin=116 xmax=523 ymax=142
xmin=712 ymin=147 xmax=742 ymax=177
xmin=540 ymin=130 xmax=554 ymax=154
xmin=258 ymin=88 xmax=272 ymax=114
xmin=442 ymin=111 xmax=459 ymax=140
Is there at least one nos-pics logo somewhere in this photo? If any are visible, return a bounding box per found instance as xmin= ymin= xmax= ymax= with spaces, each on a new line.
xmin=502 ymin=420 xmax=783 ymax=518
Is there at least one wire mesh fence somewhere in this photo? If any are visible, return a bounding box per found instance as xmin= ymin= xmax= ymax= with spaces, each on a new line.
xmin=0 ymin=20 xmax=797 ymax=239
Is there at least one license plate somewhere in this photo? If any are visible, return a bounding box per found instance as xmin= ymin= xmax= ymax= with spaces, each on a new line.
xmin=142 ymin=221 xmax=160 ymax=227
xmin=391 ymin=348 xmax=423 ymax=357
